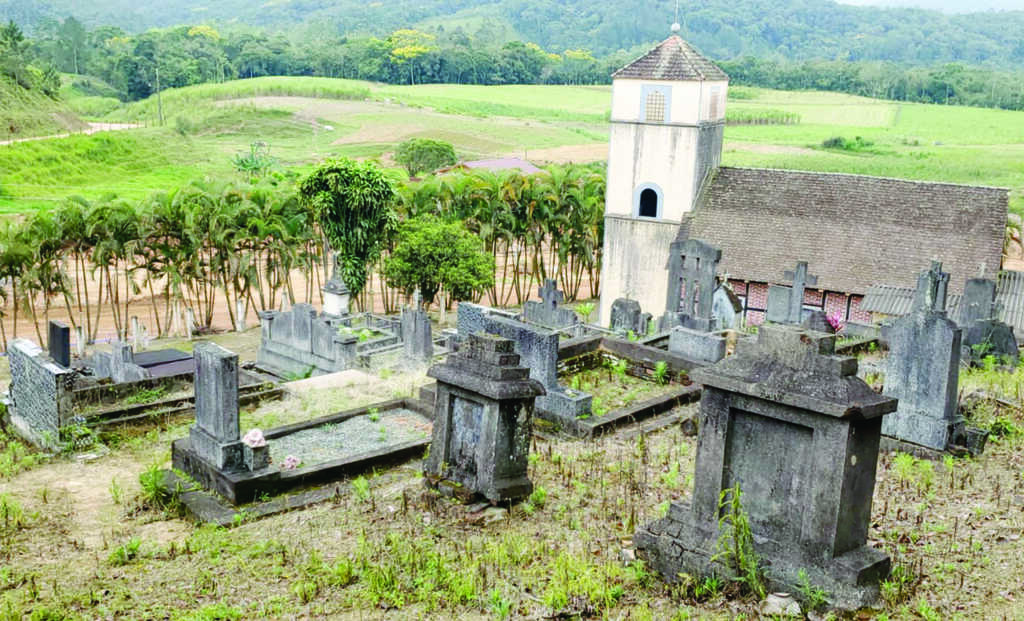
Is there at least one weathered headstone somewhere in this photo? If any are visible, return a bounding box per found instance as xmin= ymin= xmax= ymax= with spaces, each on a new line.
xmin=610 ymin=298 xmax=650 ymax=336
xmin=523 ymin=279 xmax=580 ymax=330
xmin=636 ymin=324 xmax=896 ymax=609
xmin=189 ymin=342 xmax=242 ymax=470
xmin=766 ymin=261 xmax=818 ymax=325
xmin=665 ymin=238 xmax=721 ymax=332
xmin=456 ymin=303 xmax=592 ymax=425
xmin=958 ymin=277 xmax=1018 ymax=364
xmin=401 ymin=307 xmax=433 ymax=364
xmin=882 ymin=261 xmax=963 ymax=451
xmin=424 ymin=333 xmax=545 ymax=502
xmin=47 ymin=320 xmax=71 ymax=368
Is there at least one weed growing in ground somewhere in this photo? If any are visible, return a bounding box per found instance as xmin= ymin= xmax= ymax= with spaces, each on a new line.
xmin=796 ymin=568 xmax=828 ymax=611
xmin=0 ymin=430 xmax=41 ymax=479
xmin=351 ymin=476 xmax=371 ymax=502
xmin=138 ymin=462 xmax=183 ymax=513
xmin=109 ymin=478 xmax=124 ymax=505
xmin=122 ymin=386 xmax=168 ymax=404
xmin=108 ymin=537 xmax=142 ymax=566
xmin=653 ymin=360 xmax=669 ymax=385
xmin=712 ymin=484 xmax=766 ymax=599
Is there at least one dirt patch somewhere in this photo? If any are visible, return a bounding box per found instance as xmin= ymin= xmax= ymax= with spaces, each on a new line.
xmin=726 ymin=141 xmax=819 ymax=156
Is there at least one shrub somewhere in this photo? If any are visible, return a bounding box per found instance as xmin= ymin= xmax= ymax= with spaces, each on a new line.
xmin=394 ymin=138 xmax=457 ymax=177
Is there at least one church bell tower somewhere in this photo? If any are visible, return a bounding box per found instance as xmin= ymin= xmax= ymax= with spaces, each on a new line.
xmin=597 ymin=27 xmax=729 ymax=324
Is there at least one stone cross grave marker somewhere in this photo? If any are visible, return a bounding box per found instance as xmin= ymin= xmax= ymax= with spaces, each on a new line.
xmin=766 ymin=261 xmax=818 ymax=325
xmin=881 ymin=261 xmax=962 ymax=451
xmin=523 ymin=279 xmax=579 ymax=330
xmin=47 ymin=320 xmax=71 ymax=368
xmin=666 ymin=238 xmax=722 ymax=332
xmin=189 ymin=342 xmax=242 ymax=470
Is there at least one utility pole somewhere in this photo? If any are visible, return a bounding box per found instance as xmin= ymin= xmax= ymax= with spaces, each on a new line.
xmin=155 ymin=65 xmax=164 ymax=126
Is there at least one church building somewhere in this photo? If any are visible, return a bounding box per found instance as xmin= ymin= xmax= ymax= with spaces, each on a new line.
xmin=598 ymin=32 xmax=1009 ymax=327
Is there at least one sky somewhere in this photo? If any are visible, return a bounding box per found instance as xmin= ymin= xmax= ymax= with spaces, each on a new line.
xmin=837 ymin=0 xmax=1024 ymax=11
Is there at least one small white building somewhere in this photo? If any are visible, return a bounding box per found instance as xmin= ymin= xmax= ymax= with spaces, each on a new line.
xmin=598 ymin=34 xmax=729 ymax=324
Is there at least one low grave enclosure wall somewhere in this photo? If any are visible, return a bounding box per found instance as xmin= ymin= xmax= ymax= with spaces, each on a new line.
xmin=557 ymin=334 xmax=700 ymax=383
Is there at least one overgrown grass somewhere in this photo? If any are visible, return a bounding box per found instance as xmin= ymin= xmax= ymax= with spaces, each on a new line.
xmin=0 ymin=76 xmax=86 ymax=140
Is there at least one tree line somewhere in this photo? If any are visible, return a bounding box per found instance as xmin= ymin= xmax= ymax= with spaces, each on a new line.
xmin=0 ymin=162 xmax=605 ymax=350
xmin=14 ymin=15 xmax=1024 ymax=113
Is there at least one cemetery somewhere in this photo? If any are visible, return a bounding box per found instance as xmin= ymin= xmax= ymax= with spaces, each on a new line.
xmin=1 ymin=29 xmax=1024 ymax=621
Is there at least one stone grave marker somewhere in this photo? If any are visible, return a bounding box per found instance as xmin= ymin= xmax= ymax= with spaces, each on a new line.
xmin=609 ymin=298 xmax=651 ymax=336
xmin=401 ymin=307 xmax=433 ymax=364
xmin=189 ymin=342 xmax=243 ymax=470
xmin=47 ymin=320 xmax=71 ymax=368
xmin=424 ymin=333 xmax=545 ymax=502
xmin=665 ymin=238 xmax=721 ymax=332
xmin=523 ymin=279 xmax=580 ymax=330
xmin=766 ymin=261 xmax=818 ymax=325
xmin=882 ymin=261 xmax=963 ymax=451
xmin=958 ymin=276 xmax=1018 ymax=364
xmin=456 ymin=303 xmax=592 ymax=425
xmin=636 ymin=324 xmax=897 ymax=609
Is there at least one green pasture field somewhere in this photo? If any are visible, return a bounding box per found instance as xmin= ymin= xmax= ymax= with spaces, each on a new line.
xmin=2 ymin=77 xmax=1021 ymax=214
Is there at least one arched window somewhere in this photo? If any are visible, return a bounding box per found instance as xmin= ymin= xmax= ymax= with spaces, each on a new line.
xmin=639 ymin=189 xmax=659 ymax=217
xmin=633 ymin=183 xmax=663 ymax=219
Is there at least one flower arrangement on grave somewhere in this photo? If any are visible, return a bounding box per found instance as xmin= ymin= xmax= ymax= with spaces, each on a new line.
xmin=282 ymin=455 xmax=301 ymax=470
xmin=826 ymin=311 xmax=844 ymax=332
xmin=242 ymin=429 xmax=267 ymax=448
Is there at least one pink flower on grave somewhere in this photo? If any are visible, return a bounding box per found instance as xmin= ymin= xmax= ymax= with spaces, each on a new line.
xmin=826 ymin=311 xmax=845 ymax=332
xmin=282 ymin=455 xmax=301 ymax=470
xmin=242 ymin=428 xmax=267 ymax=448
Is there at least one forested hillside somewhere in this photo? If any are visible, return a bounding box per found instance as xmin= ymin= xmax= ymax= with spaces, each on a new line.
xmin=7 ymin=0 xmax=1024 ymax=67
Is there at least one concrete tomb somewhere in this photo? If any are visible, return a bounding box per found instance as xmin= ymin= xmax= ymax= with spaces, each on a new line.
xmin=663 ymin=238 xmax=728 ymax=363
xmin=457 ymin=302 xmax=592 ymax=427
xmin=664 ymin=238 xmax=721 ymax=332
xmin=609 ymin=298 xmax=651 ymax=336
xmin=258 ymin=303 xmax=358 ymax=376
xmin=881 ymin=261 xmax=964 ymax=451
xmin=957 ymin=277 xmax=1018 ymax=365
xmin=636 ymin=324 xmax=896 ymax=609
xmin=424 ymin=333 xmax=545 ymax=502
xmin=523 ymin=279 xmax=581 ymax=332
xmin=766 ymin=261 xmax=818 ymax=325
xmin=4 ymin=339 xmax=73 ymax=449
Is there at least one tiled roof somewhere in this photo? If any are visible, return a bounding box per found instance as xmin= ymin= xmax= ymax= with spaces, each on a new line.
xmin=682 ymin=167 xmax=1008 ymax=296
xmin=612 ymin=35 xmax=728 ymax=81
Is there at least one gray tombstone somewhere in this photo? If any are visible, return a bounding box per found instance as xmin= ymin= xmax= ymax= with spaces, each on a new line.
xmin=523 ymin=279 xmax=580 ymax=330
xmin=48 ymin=320 xmax=71 ymax=368
xmin=882 ymin=261 xmax=963 ymax=451
xmin=665 ymin=238 xmax=722 ymax=332
xmin=401 ymin=307 xmax=433 ymax=364
xmin=636 ymin=324 xmax=897 ymax=609
xmin=189 ymin=342 xmax=243 ymax=470
xmin=424 ymin=333 xmax=545 ymax=502
xmin=610 ymin=298 xmax=650 ymax=336
xmin=766 ymin=261 xmax=818 ymax=325
xmin=958 ymin=277 xmax=1018 ymax=364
